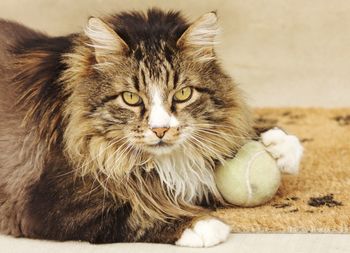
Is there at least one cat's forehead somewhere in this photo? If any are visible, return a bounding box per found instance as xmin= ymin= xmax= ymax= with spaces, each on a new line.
xmin=136 ymin=41 xmax=175 ymax=72
xmin=135 ymin=47 xmax=179 ymax=94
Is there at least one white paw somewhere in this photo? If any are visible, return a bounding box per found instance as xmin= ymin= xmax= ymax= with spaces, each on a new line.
xmin=261 ymin=128 xmax=303 ymax=174
xmin=175 ymin=218 xmax=230 ymax=247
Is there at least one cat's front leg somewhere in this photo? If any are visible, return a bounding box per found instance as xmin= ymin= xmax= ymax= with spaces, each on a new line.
xmin=174 ymin=216 xmax=231 ymax=247
xmin=260 ymin=128 xmax=303 ymax=174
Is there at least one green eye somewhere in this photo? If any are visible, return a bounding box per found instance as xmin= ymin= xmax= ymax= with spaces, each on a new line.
xmin=174 ymin=87 xmax=192 ymax=102
xmin=122 ymin=92 xmax=142 ymax=106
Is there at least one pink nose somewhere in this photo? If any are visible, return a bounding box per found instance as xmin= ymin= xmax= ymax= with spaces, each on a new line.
xmin=151 ymin=127 xmax=169 ymax=138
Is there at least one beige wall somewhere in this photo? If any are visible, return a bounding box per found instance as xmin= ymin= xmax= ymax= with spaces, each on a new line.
xmin=0 ymin=0 xmax=349 ymax=107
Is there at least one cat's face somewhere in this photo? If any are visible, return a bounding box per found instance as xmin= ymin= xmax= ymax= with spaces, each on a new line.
xmin=64 ymin=11 xmax=252 ymax=179
xmin=105 ymin=81 xmax=198 ymax=155
xmin=88 ymin=52 xmax=221 ymax=156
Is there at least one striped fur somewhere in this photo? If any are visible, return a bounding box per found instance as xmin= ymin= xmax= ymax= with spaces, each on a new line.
xmin=0 ymin=9 xmax=254 ymax=244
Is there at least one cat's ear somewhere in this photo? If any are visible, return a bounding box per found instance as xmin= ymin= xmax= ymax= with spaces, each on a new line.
xmin=84 ymin=17 xmax=129 ymax=63
xmin=177 ymin=12 xmax=219 ymax=62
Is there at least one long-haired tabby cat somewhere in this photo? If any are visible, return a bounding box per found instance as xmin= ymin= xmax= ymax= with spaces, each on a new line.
xmin=0 ymin=9 xmax=303 ymax=247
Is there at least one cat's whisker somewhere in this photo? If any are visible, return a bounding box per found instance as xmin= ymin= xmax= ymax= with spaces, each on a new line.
xmin=194 ymin=136 xmax=228 ymax=160
xmin=101 ymin=141 xmax=133 ymax=177
xmin=192 ymin=122 xmax=252 ymax=135
xmin=104 ymin=139 xmax=142 ymax=178
xmin=194 ymin=129 xmax=250 ymax=141
xmin=191 ymin=122 xmax=236 ymax=129
xmin=193 ymin=126 xmax=249 ymax=139
xmin=103 ymin=140 xmax=130 ymax=165
xmin=81 ymin=175 xmax=103 ymax=200
xmin=192 ymin=131 xmax=233 ymax=149
xmin=192 ymin=133 xmax=242 ymax=150
xmin=57 ymin=135 xmax=130 ymax=179
xmin=56 ymin=137 xmax=126 ymax=178
xmin=80 ymin=136 xmax=130 ymax=174
xmin=192 ymin=132 xmax=230 ymax=149
xmin=188 ymin=135 xmax=225 ymax=163
xmin=55 ymin=169 xmax=77 ymax=178
xmin=191 ymin=134 xmax=226 ymax=153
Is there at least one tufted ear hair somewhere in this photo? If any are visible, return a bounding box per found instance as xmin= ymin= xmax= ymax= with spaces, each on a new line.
xmin=84 ymin=17 xmax=129 ymax=63
xmin=177 ymin=12 xmax=219 ymax=62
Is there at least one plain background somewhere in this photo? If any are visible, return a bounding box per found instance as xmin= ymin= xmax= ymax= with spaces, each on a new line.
xmin=0 ymin=0 xmax=349 ymax=107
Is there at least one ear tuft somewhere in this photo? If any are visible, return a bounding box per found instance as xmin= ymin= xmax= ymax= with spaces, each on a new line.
xmin=84 ymin=17 xmax=128 ymax=63
xmin=177 ymin=12 xmax=220 ymax=61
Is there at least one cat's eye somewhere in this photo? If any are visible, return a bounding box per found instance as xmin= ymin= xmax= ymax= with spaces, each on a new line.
xmin=122 ymin=92 xmax=142 ymax=106
xmin=173 ymin=87 xmax=192 ymax=103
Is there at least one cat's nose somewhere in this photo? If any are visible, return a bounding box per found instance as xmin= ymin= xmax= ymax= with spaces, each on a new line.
xmin=151 ymin=127 xmax=169 ymax=139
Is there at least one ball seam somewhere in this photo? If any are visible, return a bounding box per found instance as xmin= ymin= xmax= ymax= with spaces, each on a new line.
xmin=245 ymin=150 xmax=265 ymax=204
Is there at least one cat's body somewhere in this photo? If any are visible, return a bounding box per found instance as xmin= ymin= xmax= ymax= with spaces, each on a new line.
xmin=0 ymin=9 xmax=303 ymax=247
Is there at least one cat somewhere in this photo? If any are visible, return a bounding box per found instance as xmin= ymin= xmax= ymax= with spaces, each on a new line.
xmin=0 ymin=9 xmax=303 ymax=247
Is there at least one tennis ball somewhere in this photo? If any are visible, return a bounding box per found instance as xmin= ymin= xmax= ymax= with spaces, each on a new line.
xmin=215 ymin=141 xmax=280 ymax=207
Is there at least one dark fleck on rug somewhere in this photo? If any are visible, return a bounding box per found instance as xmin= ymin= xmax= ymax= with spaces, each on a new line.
xmin=215 ymin=108 xmax=350 ymax=232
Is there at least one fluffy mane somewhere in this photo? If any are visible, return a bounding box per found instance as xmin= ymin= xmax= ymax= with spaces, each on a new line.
xmin=5 ymin=9 xmax=253 ymax=224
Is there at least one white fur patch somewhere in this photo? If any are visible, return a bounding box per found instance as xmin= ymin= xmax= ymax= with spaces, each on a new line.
xmin=169 ymin=115 xmax=179 ymax=128
xmin=176 ymin=218 xmax=230 ymax=247
xmin=261 ymin=128 xmax=303 ymax=174
xmin=154 ymin=148 xmax=220 ymax=203
xmin=148 ymin=89 xmax=179 ymax=128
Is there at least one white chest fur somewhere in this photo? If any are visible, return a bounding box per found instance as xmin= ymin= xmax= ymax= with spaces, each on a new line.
xmin=153 ymin=148 xmax=220 ymax=204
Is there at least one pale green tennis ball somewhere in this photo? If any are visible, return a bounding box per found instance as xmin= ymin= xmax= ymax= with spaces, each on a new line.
xmin=215 ymin=141 xmax=281 ymax=207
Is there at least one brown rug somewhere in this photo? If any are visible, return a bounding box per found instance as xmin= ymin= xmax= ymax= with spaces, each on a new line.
xmin=215 ymin=108 xmax=350 ymax=232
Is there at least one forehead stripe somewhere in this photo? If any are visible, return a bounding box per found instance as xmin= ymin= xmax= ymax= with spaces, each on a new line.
xmin=173 ymin=71 xmax=179 ymax=89
xmin=195 ymin=87 xmax=215 ymax=95
xmin=140 ymin=69 xmax=147 ymax=87
xmin=132 ymin=76 xmax=140 ymax=91
xmin=165 ymin=68 xmax=170 ymax=86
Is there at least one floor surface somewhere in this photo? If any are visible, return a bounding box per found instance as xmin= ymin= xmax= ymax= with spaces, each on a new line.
xmin=1 ymin=234 xmax=349 ymax=253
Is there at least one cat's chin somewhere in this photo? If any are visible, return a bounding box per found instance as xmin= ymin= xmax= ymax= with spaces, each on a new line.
xmin=144 ymin=142 xmax=179 ymax=155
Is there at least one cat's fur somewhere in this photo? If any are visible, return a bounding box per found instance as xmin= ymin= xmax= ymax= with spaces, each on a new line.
xmin=0 ymin=9 xmax=302 ymax=247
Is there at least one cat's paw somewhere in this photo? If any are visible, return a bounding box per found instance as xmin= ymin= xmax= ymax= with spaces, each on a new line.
xmin=175 ymin=218 xmax=230 ymax=247
xmin=261 ymin=128 xmax=303 ymax=174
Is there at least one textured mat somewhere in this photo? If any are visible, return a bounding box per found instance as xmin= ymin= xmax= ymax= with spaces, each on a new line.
xmin=215 ymin=108 xmax=350 ymax=232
